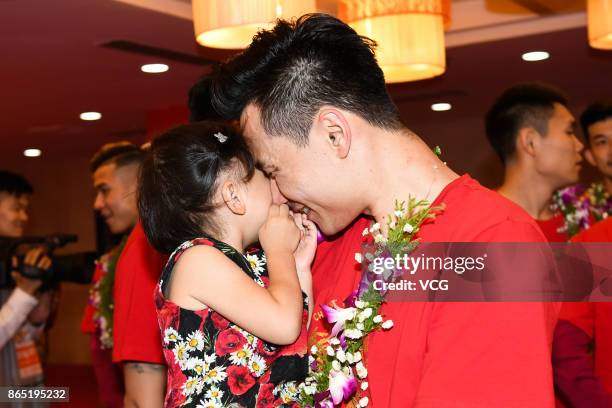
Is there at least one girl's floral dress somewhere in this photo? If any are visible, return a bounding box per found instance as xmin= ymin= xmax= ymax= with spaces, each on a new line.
xmin=155 ymin=237 xmax=307 ymax=407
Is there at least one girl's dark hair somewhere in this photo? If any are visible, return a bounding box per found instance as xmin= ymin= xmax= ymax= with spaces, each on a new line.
xmin=138 ymin=121 xmax=254 ymax=254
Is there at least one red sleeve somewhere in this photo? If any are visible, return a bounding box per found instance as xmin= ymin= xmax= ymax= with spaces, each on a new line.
xmin=553 ymin=318 xmax=612 ymax=407
xmin=412 ymin=220 xmax=559 ymax=407
xmin=112 ymin=225 xmax=167 ymax=364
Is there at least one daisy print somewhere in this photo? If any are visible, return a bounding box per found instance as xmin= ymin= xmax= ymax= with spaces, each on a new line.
xmin=245 ymin=253 xmax=265 ymax=277
xmin=195 ymin=398 xmax=221 ymax=408
xmin=203 ymin=365 xmax=227 ymax=384
xmin=186 ymin=330 xmax=206 ymax=352
xmin=204 ymin=385 xmax=224 ymax=401
xmin=229 ymin=347 xmax=253 ymax=366
xmin=247 ymin=354 xmax=267 ymax=376
xmin=186 ymin=357 xmax=207 ymax=376
xmin=164 ymin=327 xmax=181 ymax=345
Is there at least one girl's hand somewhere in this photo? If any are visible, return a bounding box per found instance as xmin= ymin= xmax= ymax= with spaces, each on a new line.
xmin=259 ymin=204 xmax=300 ymax=255
xmin=291 ymin=212 xmax=317 ymax=272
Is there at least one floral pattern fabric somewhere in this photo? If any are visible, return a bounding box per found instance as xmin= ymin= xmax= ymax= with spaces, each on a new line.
xmin=155 ymin=238 xmax=307 ymax=407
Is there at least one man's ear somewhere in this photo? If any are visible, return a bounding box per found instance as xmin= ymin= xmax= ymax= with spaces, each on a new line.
xmin=517 ymin=128 xmax=538 ymax=158
xmin=584 ymin=149 xmax=597 ymax=167
xmin=318 ymin=108 xmax=351 ymax=159
xmin=221 ymin=180 xmax=246 ymax=215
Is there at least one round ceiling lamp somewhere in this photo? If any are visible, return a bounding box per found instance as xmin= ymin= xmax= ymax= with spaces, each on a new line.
xmin=339 ymin=0 xmax=451 ymax=83
xmin=588 ymin=0 xmax=612 ymax=50
xmin=193 ymin=0 xmax=317 ymax=49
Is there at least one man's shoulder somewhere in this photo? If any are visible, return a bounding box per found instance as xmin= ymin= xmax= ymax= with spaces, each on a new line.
xmin=427 ymin=175 xmax=544 ymax=242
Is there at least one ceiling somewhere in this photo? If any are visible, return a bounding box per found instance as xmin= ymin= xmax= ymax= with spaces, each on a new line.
xmin=1 ymin=0 xmax=611 ymax=187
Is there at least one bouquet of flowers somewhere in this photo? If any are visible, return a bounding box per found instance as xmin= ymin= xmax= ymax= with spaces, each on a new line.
xmin=300 ymin=198 xmax=441 ymax=407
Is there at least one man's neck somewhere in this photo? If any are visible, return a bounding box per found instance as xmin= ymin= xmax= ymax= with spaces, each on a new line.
xmin=498 ymin=165 xmax=555 ymax=219
xmin=362 ymin=130 xmax=459 ymax=234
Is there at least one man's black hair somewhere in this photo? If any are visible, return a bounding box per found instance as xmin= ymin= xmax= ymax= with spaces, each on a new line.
xmin=210 ymin=13 xmax=402 ymax=145
xmin=485 ymin=82 xmax=568 ymax=164
xmin=580 ymin=100 xmax=612 ymax=148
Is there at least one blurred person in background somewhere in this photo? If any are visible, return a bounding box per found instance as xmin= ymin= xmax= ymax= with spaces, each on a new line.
xmin=0 ymin=170 xmax=54 ymax=407
xmin=485 ymin=82 xmax=584 ymax=242
xmin=81 ymin=142 xmax=144 ymax=407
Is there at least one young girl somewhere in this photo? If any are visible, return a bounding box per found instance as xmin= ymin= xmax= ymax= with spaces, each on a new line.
xmin=138 ymin=121 xmax=316 ymax=407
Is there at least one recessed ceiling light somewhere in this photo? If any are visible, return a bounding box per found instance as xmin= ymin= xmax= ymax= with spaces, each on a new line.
xmin=141 ymin=63 xmax=169 ymax=73
xmin=522 ymin=51 xmax=550 ymax=62
xmin=431 ymin=103 xmax=452 ymax=112
xmin=24 ymin=149 xmax=41 ymax=157
xmin=80 ymin=111 xmax=102 ymax=121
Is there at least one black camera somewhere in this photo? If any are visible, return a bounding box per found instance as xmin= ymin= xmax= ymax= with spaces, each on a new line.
xmin=0 ymin=234 xmax=93 ymax=290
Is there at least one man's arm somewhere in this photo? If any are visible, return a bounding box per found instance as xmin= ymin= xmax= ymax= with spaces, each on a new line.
xmin=123 ymin=361 xmax=167 ymax=408
xmin=0 ymin=287 xmax=37 ymax=349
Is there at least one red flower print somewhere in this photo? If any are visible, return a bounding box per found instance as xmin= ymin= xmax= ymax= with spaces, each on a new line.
xmin=256 ymin=383 xmax=280 ymax=408
xmin=211 ymin=312 xmax=230 ymax=330
xmin=215 ymin=328 xmax=246 ymax=356
xmin=227 ymin=365 xmax=256 ymax=395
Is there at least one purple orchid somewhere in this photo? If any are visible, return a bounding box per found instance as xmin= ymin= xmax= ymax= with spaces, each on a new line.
xmin=329 ymin=369 xmax=358 ymax=405
xmin=320 ymin=304 xmax=356 ymax=337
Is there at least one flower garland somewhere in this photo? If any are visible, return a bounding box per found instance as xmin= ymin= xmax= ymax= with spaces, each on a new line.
xmin=300 ymin=198 xmax=441 ymax=407
xmin=551 ymin=182 xmax=611 ymax=237
xmin=90 ymin=236 xmax=128 ymax=349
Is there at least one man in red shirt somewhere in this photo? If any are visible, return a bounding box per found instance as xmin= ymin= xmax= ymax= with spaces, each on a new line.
xmin=210 ymin=14 xmax=559 ymax=406
xmin=113 ymin=222 xmax=167 ymax=407
xmin=81 ymin=142 xmax=145 ymax=407
xmin=484 ymin=83 xmax=585 ymax=242
xmin=552 ymin=217 xmax=612 ymax=407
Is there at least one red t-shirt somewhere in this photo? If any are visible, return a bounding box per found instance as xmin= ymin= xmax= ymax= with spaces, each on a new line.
xmin=537 ymin=213 xmax=568 ymax=243
xmin=112 ymin=223 xmax=167 ymax=364
xmin=556 ymin=218 xmax=612 ymax=396
xmin=310 ymin=174 xmax=559 ymax=407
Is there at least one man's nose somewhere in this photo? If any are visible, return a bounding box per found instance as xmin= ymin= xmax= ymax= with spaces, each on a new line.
xmin=270 ymin=179 xmax=288 ymax=205
xmin=93 ymin=192 xmax=104 ymax=210
xmin=574 ymin=135 xmax=584 ymax=153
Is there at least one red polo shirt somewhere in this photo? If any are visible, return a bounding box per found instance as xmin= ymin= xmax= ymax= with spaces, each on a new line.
xmin=310 ymin=174 xmax=559 ymax=407
xmin=112 ymin=223 xmax=167 ymax=364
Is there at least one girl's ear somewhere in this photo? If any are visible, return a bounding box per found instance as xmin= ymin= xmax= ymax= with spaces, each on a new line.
xmin=221 ymin=180 xmax=246 ymax=215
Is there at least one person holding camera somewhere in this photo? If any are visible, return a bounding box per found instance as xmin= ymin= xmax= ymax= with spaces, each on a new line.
xmin=0 ymin=171 xmax=54 ymax=392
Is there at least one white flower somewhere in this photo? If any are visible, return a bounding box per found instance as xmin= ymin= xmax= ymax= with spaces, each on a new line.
xmin=344 ymin=328 xmax=364 ymax=339
xmin=182 ymin=376 xmax=201 ymax=397
xmin=362 ymin=228 xmax=369 ymax=236
xmin=329 ymin=338 xmax=340 ymax=346
xmin=353 ymin=351 xmax=362 ymax=363
xmin=173 ymin=342 xmax=189 ymax=368
xmin=370 ymin=223 xmax=380 ymax=232
xmin=332 ymin=360 xmax=341 ymax=371
xmin=308 ymin=355 xmax=315 ymax=366
xmin=355 ymin=300 xmax=367 ymax=309
xmin=374 ymin=234 xmax=387 ymax=244
xmin=204 ymin=385 xmax=224 ymax=401
xmin=186 ymin=330 xmax=205 ymax=351
xmin=229 ymin=347 xmax=252 ymax=366
xmin=336 ymin=349 xmax=346 ymax=363
xmin=310 ymin=345 xmax=318 ymax=354
xmin=355 ymin=253 xmax=363 ymax=264
xmin=382 ymin=320 xmax=394 ymax=330
xmin=279 ymin=382 xmax=299 ymax=403
xmin=403 ymin=223 xmax=414 ymax=233
xmin=186 ymin=357 xmax=206 ymax=375
xmin=394 ymin=210 xmax=404 ymax=218
xmin=361 ymin=381 xmax=369 ymax=391
xmin=203 ymin=365 xmax=227 ymax=384
xmin=346 ymin=352 xmax=354 ymax=364
xmin=163 ymin=328 xmax=181 ymax=345
xmin=327 ymin=346 xmax=335 ymax=356
xmin=359 ymin=396 xmax=369 ymax=407
xmin=245 ymin=253 xmax=265 ymax=276
xmin=196 ymin=399 xmax=221 ymax=408
xmin=356 ymin=322 xmax=364 ymax=331
xmin=373 ymin=315 xmax=383 ymax=324
xmin=248 ymin=354 xmax=267 ymax=376
xmin=358 ymin=308 xmax=373 ymax=322
xmin=389 ymin=220 xmax=396 ymax=228
xmin=356 ymin=362 xmax=368 ymax=379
